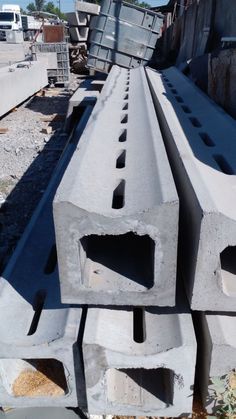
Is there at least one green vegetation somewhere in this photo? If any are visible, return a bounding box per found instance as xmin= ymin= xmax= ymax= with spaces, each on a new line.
xmin=26 ymin=0 xmax=66 ymax=19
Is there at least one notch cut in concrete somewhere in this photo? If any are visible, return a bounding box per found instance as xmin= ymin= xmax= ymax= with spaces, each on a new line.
xmin=0 ymin=359 xmax=68 ymax=398
xmin=79 ymin=233 xmax=155 ymax=292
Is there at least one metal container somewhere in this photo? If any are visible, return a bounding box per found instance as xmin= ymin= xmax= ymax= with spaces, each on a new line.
xmin=87 ymin=0 xmax=163 ymax=72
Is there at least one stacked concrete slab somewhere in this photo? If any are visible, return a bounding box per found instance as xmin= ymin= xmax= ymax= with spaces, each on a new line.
xmin=146 ymin=65 xmax=236 ymax=414
xmin=53 ymin=65 xmax=198 ymax=415
xmin=67 ymin=2 xmax=100 ymax=46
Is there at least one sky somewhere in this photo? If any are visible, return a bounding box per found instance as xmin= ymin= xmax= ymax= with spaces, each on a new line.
xmin=0 ymin=0 xmax=168 ymax=14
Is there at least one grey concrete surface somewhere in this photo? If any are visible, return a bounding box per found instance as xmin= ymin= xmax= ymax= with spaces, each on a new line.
xmin=147 ymin=66 xmax=236 ymax=311
xmin=83 ymin=306 xmax=196 ymax=416
xmin=0 ymin=43 xmax=25 ymax=67
xmin=0 ymin=407 xmax=83 ymax=418
xmin=75 ymin=1 xmax=100 ymax=15
xmin=69 ymin=27 xmax=89 ymax=43
xmin=66 ymin=12 xmax=88 ymax=27
xmin=195 ymin=312 xmax=236 ymax=414
xmin=0 ymin=61 xmax=48 ymax=118
xmin=0 ymin=118 xmax=91 ymax=406
xmin=54 ymin=65 xmax=179 ymax=306
xmin=64 ymin=78 xmax=105 ymax=132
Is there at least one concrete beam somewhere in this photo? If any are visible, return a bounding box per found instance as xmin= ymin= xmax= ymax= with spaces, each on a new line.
xmin=195 ymin=312 xmax=236 ymax=414
xmin=0 ymin=116 xmax=91 ymax=407
xmin=0 ymin=61 xmax=48 ymax=118
xmin=147 ymin=66 xmax=236 ymax=311
xmin=53 ymin=65 xmax=179 ymax=306
xmin=69 ymin=27 xmax=89 ymax=42
xmin=75 ymin=1 xmax=100 ymax=15
xmin=83 ymin=306 xmax=197 ymax=415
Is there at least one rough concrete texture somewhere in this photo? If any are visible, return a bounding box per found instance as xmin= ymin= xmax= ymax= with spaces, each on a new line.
xmin=0 ymin=130 xmax=89 ymax=406
xmin=147 ymin=66 xmax=236 ymax=311
xmin=195 ymin=312 xmax=236 ymax=414
xmin=64 ymin=77 xmax=105 ymax=132
xmin=0 ymin=61 xmax=48 ymax=118
xmin=83 ymin=306 xmax=196 ymax=416
xmin=66 ymin=11 xmax=88 ymax=26
xmin=54 ymin=65 xmax=179 ymax=306
xmin=208 ymin=48 xmax=236 ymax=119
xmin=76 ymin=1 xmax=100 ymax=15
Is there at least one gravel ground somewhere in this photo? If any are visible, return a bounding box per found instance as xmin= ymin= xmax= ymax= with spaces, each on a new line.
xmin=0 ymin=75 xmax=80 ymax=273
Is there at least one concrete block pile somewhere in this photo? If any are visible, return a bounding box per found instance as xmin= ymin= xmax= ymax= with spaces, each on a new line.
xmin=2 ymin=59 xmax=236 ymax=415
xmin=66 ymin=1 xmax=100 ymax=47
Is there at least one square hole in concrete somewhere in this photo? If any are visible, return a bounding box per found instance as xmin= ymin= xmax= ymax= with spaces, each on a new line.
xmin=106 ymin=368 xmax=174 ymax=408
xmin=0 ymin=358 xmax=68 ymax=397
xmin=220 ymin=246 xmax=236 ymax=296
xmin=79 ymin=233 xmax=154 ymax=291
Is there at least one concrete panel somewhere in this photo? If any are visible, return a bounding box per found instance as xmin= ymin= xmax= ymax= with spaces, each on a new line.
xmin=0 ymin=123 xmax=90 ymax=406
xmin=192 ymin=0 xmax=214 ymax=57
xmin=54 ymin=65 xmax=179 ymax=306
xmin=0 ymin=43 xmax=25 ymax=67
xmin=195 ymin=312 xmax=236 ymax=414
xmin=147 ymin=66 xmax=236 ymax=311
xmin=0 ymin=61 xmax=48 ymax=118
xmin=176 ymin=2 xmax=198 ymax=65
xmin=211 ymin=0 xmax=236 ymax=50
xmin=83 ymin=306 xmax=196 ymax=415
xmin=76 ymin=1 xmax=100 ymax=15
xmin=208 ymin=49 xmax=236 ymax=119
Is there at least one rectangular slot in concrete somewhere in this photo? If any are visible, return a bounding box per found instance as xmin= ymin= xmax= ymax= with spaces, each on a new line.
xmin=106 ymin=368 xmax=174 ymax=408
xmin=79 ymin=233 xmax=155 ymax=291
xmin=220 ymin=246 xmax=236 ymax=296
xmin=0 ymin=359 xmax=68 ymax=398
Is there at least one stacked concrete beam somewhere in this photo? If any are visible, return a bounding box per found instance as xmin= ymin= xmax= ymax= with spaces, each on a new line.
xmin=83 ymin=306 xmax=196 ymax=415
xmin=53 ymin=65 xmax=179 ymax=306
xmin=67 ymin=2 xmax=100 ymax=45
xmin=0 ymin=116 xmax=92 ymax=406
xmin=194 ymin=312 xmax=236 ymax=414
xmin=0 ymin=61 xmax=48 ymax=118
xmin=147 ymin=66 xmax=236 ymax=311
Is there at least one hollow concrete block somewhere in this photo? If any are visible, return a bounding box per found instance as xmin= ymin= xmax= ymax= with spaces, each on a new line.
xmin=53 ymin=65 xmax=179 ymax=306
xmin=0 ymin=123 xmax=90 ymax=407
xmin=147 ymin=66 xmax=236 ymax=311
xmin=83 ymin=306 xmax=197 ymax=416
xmin=195 ymin=312 xmax=236 ymax=414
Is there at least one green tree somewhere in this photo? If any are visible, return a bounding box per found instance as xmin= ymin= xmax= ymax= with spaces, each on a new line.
xmin=26 ymin=2 xmax=36 ymax=12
